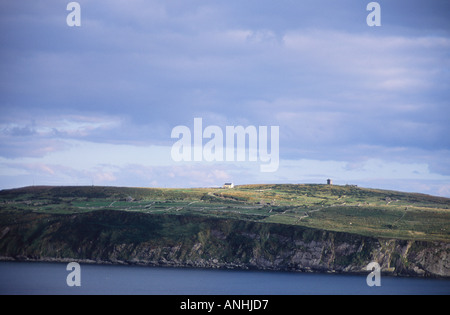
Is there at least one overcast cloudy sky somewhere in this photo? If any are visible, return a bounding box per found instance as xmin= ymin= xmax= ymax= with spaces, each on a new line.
xmin=1 ymin=0 xmax=449 ymax=196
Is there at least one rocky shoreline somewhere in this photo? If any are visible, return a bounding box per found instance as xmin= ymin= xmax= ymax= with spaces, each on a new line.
xmin=0 ymin=250 xmax=448 ymax=279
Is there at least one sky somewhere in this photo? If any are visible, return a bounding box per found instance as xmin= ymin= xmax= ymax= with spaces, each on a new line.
xmin=1 ymin=0 xmax=450 ymax=197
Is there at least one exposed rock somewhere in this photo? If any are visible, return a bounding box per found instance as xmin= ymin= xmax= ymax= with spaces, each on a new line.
xmin=0 ymin=210 xmax=448 ymax=278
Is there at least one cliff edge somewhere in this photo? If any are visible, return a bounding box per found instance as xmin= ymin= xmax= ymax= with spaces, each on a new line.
xmin=1 ymin=210 xmax=448 ymax=278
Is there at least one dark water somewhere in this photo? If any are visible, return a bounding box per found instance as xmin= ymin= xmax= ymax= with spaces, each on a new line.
xmin=0 ymin=261 xmax=449 ymax=295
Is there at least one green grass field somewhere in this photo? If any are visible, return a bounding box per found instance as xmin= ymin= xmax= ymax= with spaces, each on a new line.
xmin=1 ymin=184 xmax=449 ymax=242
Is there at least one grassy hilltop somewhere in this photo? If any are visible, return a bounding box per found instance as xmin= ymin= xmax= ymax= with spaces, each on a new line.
xmin=1 ymin=184 xmax=449 ymax=242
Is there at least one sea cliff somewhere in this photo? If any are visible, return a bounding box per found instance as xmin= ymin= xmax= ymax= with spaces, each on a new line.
xmin=1 ymin=210 xmax=448 ymax=278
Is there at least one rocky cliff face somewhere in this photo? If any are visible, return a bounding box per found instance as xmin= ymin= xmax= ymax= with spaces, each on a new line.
xmin=0 ymin=210 xmax=448 ymax=278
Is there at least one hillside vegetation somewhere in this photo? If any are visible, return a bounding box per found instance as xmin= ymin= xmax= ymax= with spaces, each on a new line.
xmin=1 ymin=184 xmax=449 ymax=242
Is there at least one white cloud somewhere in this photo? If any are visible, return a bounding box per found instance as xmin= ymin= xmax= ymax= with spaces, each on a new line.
xmin=37 ymin=140 xmax=173 ymax=169
xmin=282 ymin=30 xmax=449 ymax=94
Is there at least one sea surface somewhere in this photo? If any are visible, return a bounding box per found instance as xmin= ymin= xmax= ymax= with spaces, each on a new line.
xmin=0 ymin=261 xmax=449 ymax=295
